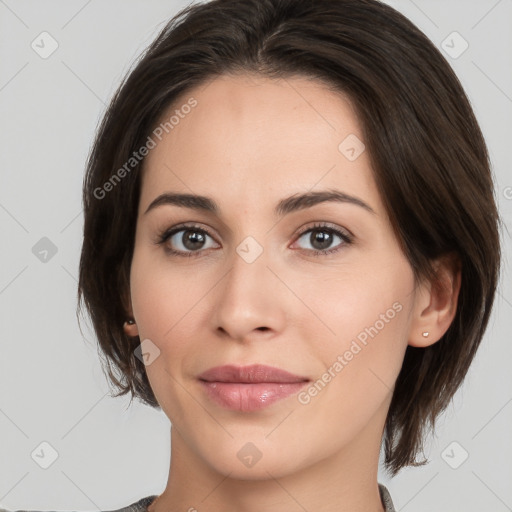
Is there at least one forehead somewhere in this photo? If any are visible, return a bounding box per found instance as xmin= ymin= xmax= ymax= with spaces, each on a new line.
xmin=139 ymin=73 xmax=379 ymax=216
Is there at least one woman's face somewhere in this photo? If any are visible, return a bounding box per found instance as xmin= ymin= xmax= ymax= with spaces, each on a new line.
xmin=128 ymin=73 xmax=421 ymax=479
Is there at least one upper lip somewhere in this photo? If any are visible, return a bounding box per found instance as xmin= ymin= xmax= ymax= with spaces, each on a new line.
xmin=198 ymin=364 xmax=310 ymax=383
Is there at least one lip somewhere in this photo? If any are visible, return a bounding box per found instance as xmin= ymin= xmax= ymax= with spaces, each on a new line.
xmin=198 ymin=364 xmax=310 ymax=411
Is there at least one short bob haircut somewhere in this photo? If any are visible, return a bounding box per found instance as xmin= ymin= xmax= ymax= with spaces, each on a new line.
xmin=78 ymin=0 xmax=501 ymax=477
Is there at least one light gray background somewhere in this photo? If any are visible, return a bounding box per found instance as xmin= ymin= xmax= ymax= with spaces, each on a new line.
xmin=0 ymin=0 xmax=511 ymax=510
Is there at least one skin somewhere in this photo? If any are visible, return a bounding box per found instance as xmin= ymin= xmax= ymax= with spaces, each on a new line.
xmin=123 ymin=73 xmax=460 ymax=512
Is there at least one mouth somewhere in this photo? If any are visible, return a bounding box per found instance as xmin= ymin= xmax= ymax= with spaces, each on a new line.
xmin=198 ymin=364 xmax=310 ymax=411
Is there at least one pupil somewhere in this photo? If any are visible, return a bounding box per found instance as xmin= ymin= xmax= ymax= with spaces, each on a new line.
xmin=312 ymin=230 xmax=332 ymax=250
xmin=184 ymin=230 xmax=205 ymax=250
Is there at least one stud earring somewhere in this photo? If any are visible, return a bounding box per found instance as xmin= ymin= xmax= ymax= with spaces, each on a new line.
xmin=422 ymin=331 xmax=429 ymax=338
xmin=124 ymin=319 xmax=135 ymax=328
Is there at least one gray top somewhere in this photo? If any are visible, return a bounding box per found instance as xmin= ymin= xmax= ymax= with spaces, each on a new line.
xmin=379 ymin=483 xmax=396 ymax=512
xmin=0 ymin=484 xmax=395 ymax=512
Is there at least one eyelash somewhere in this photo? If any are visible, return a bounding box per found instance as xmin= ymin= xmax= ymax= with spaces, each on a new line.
xmin=155 ymin=222 xmax=353 ymax=259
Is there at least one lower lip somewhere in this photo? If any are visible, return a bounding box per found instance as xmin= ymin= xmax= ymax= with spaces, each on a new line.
xmin=199 ymin=381 xmax=309 ymax=411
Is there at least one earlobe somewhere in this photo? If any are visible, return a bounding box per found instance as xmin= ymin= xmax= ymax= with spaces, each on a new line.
xmin=408 ymin=253 xmax=461 ymax=348
xmin=121 ymin=286 xmax=139 ymax=337
xmin=123 ymin=318 xmax=139 ymax=337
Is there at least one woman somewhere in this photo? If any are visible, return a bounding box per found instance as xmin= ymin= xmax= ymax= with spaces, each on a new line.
xmin=38 ymin=0 xmax=505 ymax=510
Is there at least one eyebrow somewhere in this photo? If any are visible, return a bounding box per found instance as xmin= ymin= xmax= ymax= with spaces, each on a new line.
xmin=144 ymin=189 xmax=376 ymax=217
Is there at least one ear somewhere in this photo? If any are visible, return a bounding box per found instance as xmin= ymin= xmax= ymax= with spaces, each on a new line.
xmin=408 ymin=252 xmax=461 ymax=347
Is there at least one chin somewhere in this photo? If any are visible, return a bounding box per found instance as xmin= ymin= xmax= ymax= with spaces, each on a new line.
xmin=206 ymin=453 xmax=297 ymax=481
xmin=194 ymin=434 xmax=314 ymax=481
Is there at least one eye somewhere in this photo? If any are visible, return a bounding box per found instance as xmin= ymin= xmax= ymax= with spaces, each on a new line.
xmin=156 ymin=224 xmax=218 ymax=258
xmin=155 ymin=222 xmax=353 ymax=258
xmin=292 ymin=223 xmax=353 ymax=256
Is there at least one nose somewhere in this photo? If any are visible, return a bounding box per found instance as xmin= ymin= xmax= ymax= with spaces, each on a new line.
xmin=211 ymin=242 xmax=287 ymax=343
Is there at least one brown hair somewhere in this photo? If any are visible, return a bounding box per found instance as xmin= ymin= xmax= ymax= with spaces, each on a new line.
xmin=77 ymin=0 xmax=501 ymax=476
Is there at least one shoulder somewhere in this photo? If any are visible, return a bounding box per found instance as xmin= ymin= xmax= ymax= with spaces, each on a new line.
xmin=0 ymin=496 xmax=159 ymax=512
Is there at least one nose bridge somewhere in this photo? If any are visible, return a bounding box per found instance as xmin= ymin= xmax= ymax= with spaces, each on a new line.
xmin=223 ymin=235 xmax=273 ymax=310
xmin=213 ymin=235 xmax=285 ymax=339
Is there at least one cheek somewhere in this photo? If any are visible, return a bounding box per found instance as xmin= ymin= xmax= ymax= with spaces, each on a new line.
xmin=304 ymin=257 xmax=414 ymax=385
xmin=129 ymin=247 xmax=179 ymax=370
xmin=129 ymin=246 xmax=215 ymax=372
xmin=130 ymin=240 xmax=196 ymax=337
xmin=291 ymin=262 xmax=414 ymax=446
xmin=129 ymin=250 xmax=203 ymax=413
